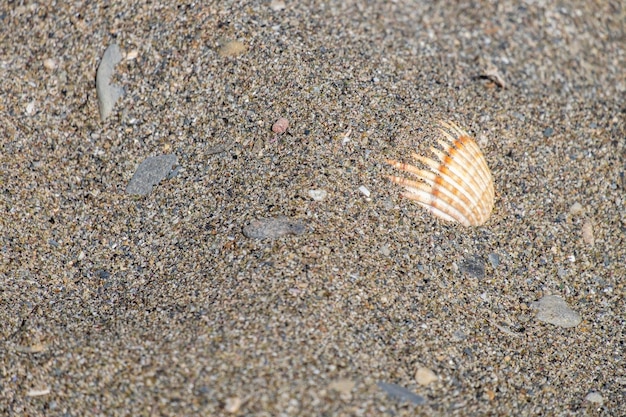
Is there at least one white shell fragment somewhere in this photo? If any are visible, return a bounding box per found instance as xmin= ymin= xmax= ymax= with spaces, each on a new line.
xmin=96 ymin=43 xmax=124 ymax=121
xmin=531 ymin=295 xmax=581 ymax=328
xmin=386 ymin=121 xmax=494 ymax=226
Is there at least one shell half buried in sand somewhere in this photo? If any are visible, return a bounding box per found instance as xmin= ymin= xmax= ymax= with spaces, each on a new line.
xmin=386 ymin=121 xmax=495 ymax=227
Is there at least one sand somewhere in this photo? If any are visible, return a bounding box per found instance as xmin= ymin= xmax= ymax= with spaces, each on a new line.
xmin=1 ymin=1 xmax=624 ymax=415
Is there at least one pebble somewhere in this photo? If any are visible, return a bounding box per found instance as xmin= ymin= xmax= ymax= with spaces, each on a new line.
xmin=272 ymin=117 xmax=289 ymax=134
xmin=359 ymin=186 xmax=370 ymax=197
xmin=531 ymin=295 xmax=581 ymax=328
xmin=581 ymin=221 xmax=594 ymax=246
xmin=96 ymin=43 xmax=124 ymax=121
xmin=42 ymin=58 xmax=57 ymax=70
xmin=459 ymin=255 xmax=485 ymax=278
xmin=328 ymin=379 xmax=355 ymax=400
xmin=376 ymin=382 xmax=426 ymax=405
xmin=569 ymin=202 xmax=584 ymax=216
xmin=224 ymin=397 xmax=242 ymax=413
xmin=415 ymin=367 xmax=438 ymax=386
xmin=243 ymin=216 xmax=306 ymax=239
xmin=308 ymin=189 xmax=328 ymax=201
xmin=488 ymin=253 xmax=500 ymax=268
xmin=219 ymin=40 xmax=247 ymax=57
xmin=584 ymin=391 xmax=603 ymax=405
xmin=269 ymin=0 xmax=286 ymax=11
xmin=126 ymin=154 xmax=178 ymax=196
xmin=543 ymin=127 xmax=554 ymax=138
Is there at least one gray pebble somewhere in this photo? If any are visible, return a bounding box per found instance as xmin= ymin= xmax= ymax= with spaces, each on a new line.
xmin=96 ymin=44 xmax=124 ymax=121
xmin=126 ymin=154 xmax=178 ymax=196
xmin=377 ymin=382 xmax=426 ymax=405
xmin=531 ymin=295 xmax=581 ymax=328
xmin=543 ymin=127 xmax=554 ymax=137
xmin=243 ymin=216 xmax=306 ymax=239
xmin=459 ymin=255 xmax=485 ymax=278
xmin=488 ymin=253 xmax=500 ymax=268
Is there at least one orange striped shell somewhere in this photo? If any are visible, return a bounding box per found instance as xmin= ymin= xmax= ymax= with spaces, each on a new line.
xmin=386 ymin=121 xmax=494 ymax=227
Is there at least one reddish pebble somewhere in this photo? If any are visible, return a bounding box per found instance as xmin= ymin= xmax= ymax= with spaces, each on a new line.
xmin=272 ymin=117 xmax=289 ymax=134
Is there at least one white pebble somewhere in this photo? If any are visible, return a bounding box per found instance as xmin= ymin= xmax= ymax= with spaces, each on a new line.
xmin=569 ymin=202 xmax=584 ymax=216
xmin=585 ymin=391 xmax=603 ymax=405
xmin=224 ymin=397 xmax=242 ymax=413
xmin=25 ymin=100 xmax=36 ymax=115
xmin=308 ymin=189 xmax=328 ymax=201
xmin=415 ymin=367 xmax=438 ymax=386
xmin=270 ymin=0 xmax=286 ymax=11
xmin=43 ymin=58 xmax=57 ymax=70
xmin=359 ymin=186 xmax=370 ymax=197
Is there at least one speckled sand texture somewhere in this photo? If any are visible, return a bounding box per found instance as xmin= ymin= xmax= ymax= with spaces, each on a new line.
xmin=1 ymin=1 xmax=625 ymax=416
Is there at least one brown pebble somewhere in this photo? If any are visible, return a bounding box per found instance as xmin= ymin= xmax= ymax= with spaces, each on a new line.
xmin=219 ymin=40 xmax=247 ymax=57
xmin=582 ymin=221 xmax=594 ymax=246
xmin=272 ymin=117 xmax=289 ymax=134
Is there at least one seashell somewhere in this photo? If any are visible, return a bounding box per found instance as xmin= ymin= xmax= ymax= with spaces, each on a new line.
xmin=385 ymin=121 xmax=494 ymax=226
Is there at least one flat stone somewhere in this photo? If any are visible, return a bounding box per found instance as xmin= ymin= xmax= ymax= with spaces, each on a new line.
xmin=126 ymin=154 xmax=178 ymax=196
xmin=531 ymin=295 xmax=581 ymax=328
xmin=96 ymin=43 xmax=124 ymax=121
xmin=243 ymin=216 xmax=306 ymax=239
xmin=459 ymin=255 xmax=485 ymax=278
xmin=584 ymin=391 xmax=603 ymax=405
xmin=377 ymin=382 xmax=426 ymax=405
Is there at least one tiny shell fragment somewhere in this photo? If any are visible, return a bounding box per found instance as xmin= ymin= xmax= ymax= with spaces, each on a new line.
xmin=224 ymin=397 xmax=242 ymax=413
xmin=481 ymin=65 xmax=506 ymax=88
xmin=26 ymin=388 xmax=51 ymax=397
xmin=125 ymin=49 xmax=139 ymax=61
xmin=272 ymin=117 xmax=289 ymax=134
xmin=243 ymin=216 xmax=306 ymax=239
xmin=43 ymin=58 xmax=57 ymax=70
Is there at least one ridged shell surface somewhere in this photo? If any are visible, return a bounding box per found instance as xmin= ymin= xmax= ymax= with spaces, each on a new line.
xmin=386 ymin=121 xmax=494 ymax=227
